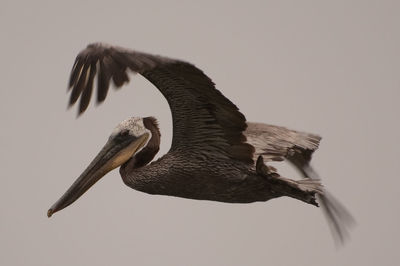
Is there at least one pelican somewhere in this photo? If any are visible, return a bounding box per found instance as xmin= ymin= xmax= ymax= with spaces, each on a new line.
xmin=48 ymin=43 xmax=353 ymax=242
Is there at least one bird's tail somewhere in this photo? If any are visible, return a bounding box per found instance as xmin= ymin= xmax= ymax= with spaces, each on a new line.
xmin=302 ymin=164 xmax=356 ymax=244
xmin=256 ymin=155 xmax=355 ymax=244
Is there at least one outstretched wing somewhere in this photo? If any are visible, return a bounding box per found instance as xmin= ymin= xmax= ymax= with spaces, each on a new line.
xmin=68 ymin=43 xmax=254 ymax=164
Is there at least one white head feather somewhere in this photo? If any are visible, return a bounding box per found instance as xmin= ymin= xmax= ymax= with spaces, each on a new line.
xmin=110 ymin=117 xmax=151 ymax=138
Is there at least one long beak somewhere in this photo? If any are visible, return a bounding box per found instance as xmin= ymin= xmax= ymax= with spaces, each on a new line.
xmin=47 ymin=133 xmax=149 ymax=217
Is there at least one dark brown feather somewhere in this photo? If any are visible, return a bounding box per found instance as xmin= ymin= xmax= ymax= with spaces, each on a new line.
xmin=110 ymin=58 xmax=129 ymax=88
xmin=69 ymin=63 xmax=89 ymax=106
xmin=68 ymin=58 xmax=83 ymax=89
xmin=97 ymin=59 xmax=111 ymax=103
xmin=79 ymin=62 xmax=97 ymax=114
xmin=136 ymin=117 xmax=161 ymax=167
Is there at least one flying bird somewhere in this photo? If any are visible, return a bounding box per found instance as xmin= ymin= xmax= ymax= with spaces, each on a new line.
xmin=48 ymin=43 xmax=353 ymax=242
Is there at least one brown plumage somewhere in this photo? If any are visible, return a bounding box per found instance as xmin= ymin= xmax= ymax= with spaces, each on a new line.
xmin=48 ymin=43 xmax=353 ymax=243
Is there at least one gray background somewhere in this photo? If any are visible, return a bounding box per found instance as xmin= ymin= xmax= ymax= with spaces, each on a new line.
xmin=1 ymin=1 xmax=399 ymax=265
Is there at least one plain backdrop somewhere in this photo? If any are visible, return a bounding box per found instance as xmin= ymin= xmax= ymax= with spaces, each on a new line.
xmin=1 ymin=1 xmax=399 ymax=265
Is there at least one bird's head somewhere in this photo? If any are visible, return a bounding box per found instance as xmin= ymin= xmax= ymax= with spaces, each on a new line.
xmin=47 ymin=117 xmax=157 ymax=217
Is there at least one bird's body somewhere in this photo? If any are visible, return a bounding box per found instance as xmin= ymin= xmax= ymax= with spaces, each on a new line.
xmin=119 ymin=119 xmax=320 ymax=205
xmin=48 ymin=43 xmax=353 ymax=242
xmin=122 ymin=147 xmax=279 ymax=204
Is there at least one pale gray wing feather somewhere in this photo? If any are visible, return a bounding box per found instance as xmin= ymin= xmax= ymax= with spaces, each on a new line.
xmin=244 ymin=122 xmax=321 ymax=163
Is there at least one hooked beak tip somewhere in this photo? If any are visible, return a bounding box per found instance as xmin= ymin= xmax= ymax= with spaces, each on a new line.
xmin=47 ymin=208 xmax=54 ymax=218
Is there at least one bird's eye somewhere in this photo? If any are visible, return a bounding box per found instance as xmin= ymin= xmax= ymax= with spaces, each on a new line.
xmin=111 ymin=129 xmax=130 ymax=141
xmin=119 ymin=129 xmax=130 ymax=136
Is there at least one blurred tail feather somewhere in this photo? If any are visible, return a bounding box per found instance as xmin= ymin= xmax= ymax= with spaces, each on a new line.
xmin=304 ymin=165 xmax=356 ymax=245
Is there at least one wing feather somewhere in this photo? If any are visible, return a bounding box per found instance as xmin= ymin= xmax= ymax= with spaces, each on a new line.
xmin=68 ymin=58 xmax=83 ymax=89
xmin=96 ymin=58 xmax=112 ymax=103
xmin=69 ymin=62 xmax=90 ymax=106
xmin=79 ymin=62 xmax=97 ymax=114
xmin=244 ymin=122 xmax=321 ymax=163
